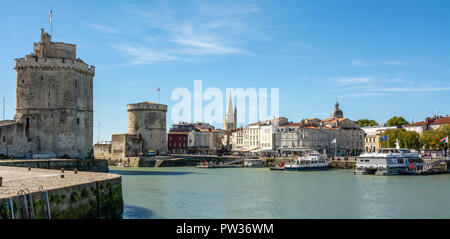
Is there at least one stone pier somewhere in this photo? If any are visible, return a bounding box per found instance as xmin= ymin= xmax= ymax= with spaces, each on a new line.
xmin=0 ymin=166 xmax=122 ymax=219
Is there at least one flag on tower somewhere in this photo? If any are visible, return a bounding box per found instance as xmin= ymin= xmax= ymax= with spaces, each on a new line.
xmin=49 ymin=9 xmax=52 ymax=23
xmin=440 ymin=136 xmax=449 ymax=144
xmin=331 ymin=138 xmax=336 ymax=144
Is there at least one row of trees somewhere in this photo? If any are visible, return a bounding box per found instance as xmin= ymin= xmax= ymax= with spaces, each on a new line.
xmin=379 ymin=125 xmax=450 ymax=150
xmin=357 ymin=116 xmax=410 ymax=127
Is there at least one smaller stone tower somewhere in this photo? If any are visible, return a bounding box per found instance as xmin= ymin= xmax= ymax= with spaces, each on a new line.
xmin=127 ymin=102 xmax=168 ymax=155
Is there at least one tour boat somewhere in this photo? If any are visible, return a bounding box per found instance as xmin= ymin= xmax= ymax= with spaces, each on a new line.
xmin=285 ymin=153 xmax=330 ymax=171
xmin=355 ymin=148 xmax=426 ymax=175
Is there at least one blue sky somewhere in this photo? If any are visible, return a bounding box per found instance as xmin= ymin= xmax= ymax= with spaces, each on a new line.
xmin=1 ymin=0 xmax=449 ymax=142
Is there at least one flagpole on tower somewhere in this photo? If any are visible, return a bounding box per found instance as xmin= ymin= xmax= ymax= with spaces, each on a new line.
xmin=49 ymin=8 xmax=53 ymax=38
xmin=156 ymin=88 xmax=160 ymax=103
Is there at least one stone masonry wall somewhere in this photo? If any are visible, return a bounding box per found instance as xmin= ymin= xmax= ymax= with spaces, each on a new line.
xmin=0 ymin=177 xmax=122 ymax=219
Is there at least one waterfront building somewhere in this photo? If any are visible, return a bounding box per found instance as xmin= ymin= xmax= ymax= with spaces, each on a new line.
xmin=167 ymin=122 xmax=195 ymax=154
xmin=403 ymin=115 xmax=450 ymax=135
xmin=231 ymin=128 xmax=244 ymax=151
xmin=279 ymin=123 xmax=306 ymax=154
xmin=168 ymin=131 xmax=189 ymax=154
xmin=231 ymin=117 xmax=289 ymax=154
xmin=278 ymin=102 xmax=364 ymax=156
xmin=361 ymin=124 xmax=399 ymax=152
xmin=243 ymin=122 xmax=262 ymax=150
xmin=166 ymin=122 xmax=220 ymax=154
xmin=0 ymin=29 xmax=95 ymax=159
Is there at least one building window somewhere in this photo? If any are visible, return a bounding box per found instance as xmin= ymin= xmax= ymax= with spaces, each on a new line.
xmin=77 ymin=118 xmax=80 ymax=125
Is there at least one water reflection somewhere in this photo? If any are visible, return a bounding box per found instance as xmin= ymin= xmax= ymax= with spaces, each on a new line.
xmin=123 ymin=204 xmax=155 ymax=219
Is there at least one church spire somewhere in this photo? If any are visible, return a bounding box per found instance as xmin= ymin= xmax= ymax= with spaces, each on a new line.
xmin=224 ymin=94 xmax=236 ymax=131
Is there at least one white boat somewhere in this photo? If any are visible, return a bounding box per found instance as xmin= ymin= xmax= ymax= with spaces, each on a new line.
xmin=244 ymin=158 xmax=264 ymax=168
xmin=355 ymin=148 xmax=426 ymax=175
xmin=285 ymin=153 xmax=330 ymax=171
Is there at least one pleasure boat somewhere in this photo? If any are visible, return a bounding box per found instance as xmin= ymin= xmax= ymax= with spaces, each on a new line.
xmin=355 ymin=148 xmax=425 ymax=175
xmin=285 ymin=152 xmax=330 ymax=171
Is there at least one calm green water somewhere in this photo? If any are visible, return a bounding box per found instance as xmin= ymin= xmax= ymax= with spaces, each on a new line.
xmin=110 ymin=167 xmax=450 ymax=219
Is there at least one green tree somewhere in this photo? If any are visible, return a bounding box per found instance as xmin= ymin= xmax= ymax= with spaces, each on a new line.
xmin=357 ymin=119 xmax=378 ymax=127
xmin=379 ymin=128 xmax=422 ymax=149
xmin=379 ymin=129 xmax=403 ymax=148
xmin=387 ymin=116 xmax=409 ymax=127
xmin=420 ymin=125 xmax=450 ymax=149
xmin=398 ymin=130 xmax=421 ymax=150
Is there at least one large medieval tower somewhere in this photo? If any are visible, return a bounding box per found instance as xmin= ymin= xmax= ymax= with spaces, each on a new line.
xmin=10 ymin=29 xmax=95 ymax=158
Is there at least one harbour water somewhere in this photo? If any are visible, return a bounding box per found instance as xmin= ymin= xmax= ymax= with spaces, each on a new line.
xmin=110 ymin=167 xmax=450 ymax=219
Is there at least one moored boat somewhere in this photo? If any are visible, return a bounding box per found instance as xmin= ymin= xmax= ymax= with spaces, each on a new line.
xmin=285 ymin=153 xmax=330 ymax=171
xmin=270 ymin=162 xmax=285 ymax=170
xmin=355 ymin=148 xmax=426 ymax=175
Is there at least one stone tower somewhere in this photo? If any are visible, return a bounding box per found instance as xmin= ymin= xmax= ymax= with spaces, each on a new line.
xmin=224 ymin=94 xmax=237 ymax=131
xmin=12 ymin=29 xmax=95 ymax=158
xmin=127 ymin=102 xmax=168 ymax=154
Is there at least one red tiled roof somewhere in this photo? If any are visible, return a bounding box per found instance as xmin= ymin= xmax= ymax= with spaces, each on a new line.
xmin=431 ymin=116 xmax=450 ymax=125
xmin=196 ymin=127 xmax=217 ymax=132
xmin=404 ymin=116 xmax=450 ymax=127
xmin=404 ymin=121 xmax=426 ymax=127
xmin=280 ymin=122 xmax=303 ymax=127
xmin=301 ymin=126 xmax=338 ymax=130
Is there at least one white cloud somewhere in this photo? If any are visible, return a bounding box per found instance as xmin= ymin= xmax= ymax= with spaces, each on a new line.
xmin=334 ymin=75 xmax=450 ymax=98
xmin=112 ymin=2 xmax=257 ymax=65
xmin=113 ymin=45 xmax=179 ymax=64
xmin=367 ymin=87 xmax=450 ymax=92
xmin=351 ymin=58 xmax=409 ymax=66
xmin=83 ymin=23 xmax=117 ymax=34
xmin=334 ymin=77 xmax=374 ymax=86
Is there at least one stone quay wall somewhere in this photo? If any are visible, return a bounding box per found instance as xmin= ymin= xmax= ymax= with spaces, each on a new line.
xmin=0 ymin=176 xmax=122 ymax=219
xmin=109 ymin=155 xmax=241 ymax=167
xmin=0 ymin=159 xmax=109 ymax=172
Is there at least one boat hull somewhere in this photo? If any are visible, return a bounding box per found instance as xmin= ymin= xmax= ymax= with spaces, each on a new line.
xmin=285 ymin=166 xmax=329 ymax=171
xmin=270 ymin=167 xmax=285 ymax=171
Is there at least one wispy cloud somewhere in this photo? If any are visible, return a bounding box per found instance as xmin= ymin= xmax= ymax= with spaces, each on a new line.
xmin=340 ymin=92 xmax=387 ymax=98
xmin=103 ymin=2 xmax=259 ymax=65
xmin=366 ymin=87 xmax=450 ymax=92
xmin=113 ymin=45 xmax=179 ymax=64
xmin=334 ymin=75 xmax=450 ymax=98
xmin=83 ymin=23 xmax=117 ymax=34
xmin=334 ymin=77 xmax=374 ymax=86
xmin=351 ymin=58 xmax=409 ymax=66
